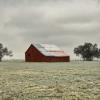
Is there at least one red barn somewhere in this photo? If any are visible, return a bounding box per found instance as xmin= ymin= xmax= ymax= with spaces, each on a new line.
xmin=25 ymin=43 xmax=70 ymax=62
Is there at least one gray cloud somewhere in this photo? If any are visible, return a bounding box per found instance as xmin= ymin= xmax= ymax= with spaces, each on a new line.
xmin=0 ymin=0 xmax=100 ymax=59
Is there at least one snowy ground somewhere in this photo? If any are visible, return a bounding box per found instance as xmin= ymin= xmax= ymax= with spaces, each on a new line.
xmin=0 ymin=61 xmax=100 ymax=100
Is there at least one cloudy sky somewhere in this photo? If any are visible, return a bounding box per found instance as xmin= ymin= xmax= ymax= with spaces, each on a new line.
xmin=0 ymin=0 xmax=100 ymax=60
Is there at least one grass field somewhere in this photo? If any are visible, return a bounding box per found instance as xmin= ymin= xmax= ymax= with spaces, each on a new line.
xmin=0 ymin=61 xmax=100 ymax=100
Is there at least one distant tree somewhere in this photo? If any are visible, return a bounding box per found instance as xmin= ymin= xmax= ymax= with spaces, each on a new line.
xmin=74 ymin=42 xmax=100 ymax=61
xmin=0 ymin=43 xmax=13 ymax=62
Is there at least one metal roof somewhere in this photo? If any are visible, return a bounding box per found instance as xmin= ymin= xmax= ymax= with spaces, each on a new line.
xmin=34 ymin=43 xmax=68 ymax=57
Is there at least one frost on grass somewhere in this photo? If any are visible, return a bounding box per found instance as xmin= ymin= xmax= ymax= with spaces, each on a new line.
xmin=0 ymin=61 xmax=100 ymax=100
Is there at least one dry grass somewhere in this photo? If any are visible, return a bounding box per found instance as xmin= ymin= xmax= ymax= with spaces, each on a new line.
xmin=0 ymin=60 xmax=100 ymax=100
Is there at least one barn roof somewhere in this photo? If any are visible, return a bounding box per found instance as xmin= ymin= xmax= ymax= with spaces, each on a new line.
xmin=33 ymin=43 xmax=68 ymax=57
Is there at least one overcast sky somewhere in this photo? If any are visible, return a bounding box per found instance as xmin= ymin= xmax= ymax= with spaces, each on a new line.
xmin=0 ymin=0 xmax=100 ymax=60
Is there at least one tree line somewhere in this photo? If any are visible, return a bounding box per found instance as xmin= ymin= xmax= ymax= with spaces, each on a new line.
xmin=0 ymin=42 xmax=100 ymax=62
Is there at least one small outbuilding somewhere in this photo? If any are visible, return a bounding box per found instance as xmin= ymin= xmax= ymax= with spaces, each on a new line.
xmin=25 ymin=43 xmax=70 ymax=62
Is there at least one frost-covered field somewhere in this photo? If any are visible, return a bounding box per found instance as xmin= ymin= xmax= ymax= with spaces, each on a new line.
xmin=0 ymin=61 xmax=100 ymax=100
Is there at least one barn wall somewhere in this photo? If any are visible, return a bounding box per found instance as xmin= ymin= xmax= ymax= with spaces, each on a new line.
xmin=25 ymin=44 xmax=45 ymax=62
xmin=43 ymin=56 xmax=70 ymax=62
